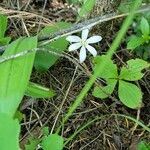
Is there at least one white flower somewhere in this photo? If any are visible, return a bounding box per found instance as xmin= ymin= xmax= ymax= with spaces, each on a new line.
xmin=66 ymin=29 xmax=102 ymax=63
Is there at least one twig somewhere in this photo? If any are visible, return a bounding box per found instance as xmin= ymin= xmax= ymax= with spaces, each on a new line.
xmin=38 ymin=5 xmax=150 ymax=46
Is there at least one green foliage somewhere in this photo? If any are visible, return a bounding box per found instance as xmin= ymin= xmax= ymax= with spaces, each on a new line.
xmin=138 ymin=141 xmax=150 ymax=150
xmin=25 ymin=82 xmax=56 ymax=98
xmin=92 ymin=55 xmax=149 ymax=109
xmin=25 ymin=137 xmax=40 ymax=150
xmin=41 ymin=134 xmax=64 ymax=150
xmin=127 ymin=17 xmax=150 ymax=59
xmin=78 ymin=0 xmax=96 ymax=19
xmin=118 ymin=80 xmax=142 ymax=108
xmin=118 ymin=0 xmax=137 ymax=13
xmin=0 ymin=15 xmax=11 ymax=45
xmin=34 ymin=22 xmax=71 ymax=71
xmin=0 ymin=36 xmax=37 ymax=117
xmin=119 ymin=59 xmax=149 ymax=81
xmin=0 ymin=113 xmax=20 ymax=150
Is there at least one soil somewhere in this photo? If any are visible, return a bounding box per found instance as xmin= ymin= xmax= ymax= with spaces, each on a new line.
xmin=0 ymin=0 xmax=150 ymax=150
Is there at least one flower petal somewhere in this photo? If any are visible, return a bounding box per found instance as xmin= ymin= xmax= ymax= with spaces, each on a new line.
xmin=79 ymin=46 xmax=86 ymax=63
xmin=86 ymin=45 xmax=97 ymax=57
xmin=68 ymin=43 xmax=81 ymax=51
xmin=81 ymin=29 xmax=89 ymax=40
xmin=66 ymin=36 xmax=81 ymax=42
xmin=87 ymin=36 xmax=102 ymax=44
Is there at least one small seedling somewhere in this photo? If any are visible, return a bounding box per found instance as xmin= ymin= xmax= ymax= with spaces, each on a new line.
xmin=127 ymin=17 xmax=150 ymax=59
xmin=92 ymin=55 xmax=150 ymax=109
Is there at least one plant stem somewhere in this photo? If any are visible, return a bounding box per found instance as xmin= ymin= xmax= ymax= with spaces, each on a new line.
xmin=56 ymin=0 xmax=143 ymax=134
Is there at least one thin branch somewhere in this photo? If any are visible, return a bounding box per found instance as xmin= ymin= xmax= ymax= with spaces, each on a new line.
xmin=38 ymin=5 xmax=150 ymax=46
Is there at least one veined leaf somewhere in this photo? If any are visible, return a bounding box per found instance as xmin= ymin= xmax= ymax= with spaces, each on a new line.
xmin=0 ymin=113 xmax=20 ymax=150
xmin=93 ymin=79 xmax=117 ymax=99
xmin=118 ymin=80 xmax=142 ymax=109
xmin=119 ymin=59 xmax=149 ymax=81
xmin=25 ymin=82 xmax=56 ymax=98
xmin=41 ymin=134 xmax=64 ymax=150
xmin=34 ymin=22 xmax=71 ymax=71
xmin=0 ymin=36 xmax=37 ymax=117
xmin=94 ymin=55 xmax=118 ymax=79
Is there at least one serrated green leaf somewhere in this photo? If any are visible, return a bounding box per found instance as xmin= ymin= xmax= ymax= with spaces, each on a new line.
xmin=25 ymin=82 xmax=56 ymax=98
xmin=140 ymin=17 xmax=150 ymax=36
xmin=93 ymin=79 xmax=117 ymax=99
xmin=0 ymin=15 xmax=7 ymax=38
xmin=119 ymin=59 xmax=149 ymax=81
xmin=138 ymin=141 xmax=150 ymax=150
xmin=118 ymin=80 xmax=142 ymax=109
xmin=41 ymin=134 xmax=64 ymax=150
xmin=78 ymin=0 xmax=96 ymax=18
xmin=127 ymin=36 xmax=144 ymax=50
xmin=0 ymin=113 xmax=20 ymax=150
xmin=0 ymin=36 xmax=37 ymax=116
xmin=94 ymin=55 xmax=118 ymax=79
xmin=25 ymin=137 xmax=40 ymax=150
xmin=34 ymin=22 xmax=71 ymax=71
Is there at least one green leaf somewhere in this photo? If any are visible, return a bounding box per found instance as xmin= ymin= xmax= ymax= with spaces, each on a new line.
xmin=0 ymin=36 xmax=37 ymax=117
xmin=25 ymin=82 xmax=56 ymax=98
xmin=118 ymin=80 xmax=142 ymax=109
xmin=94 ymin=55 xmax=118 ymax=79
xmin=0 ymin=37 xmax=11 ymax=45
xmin=14 ymin=111 xmax=24 ymax=122
xmin=140 ymin=17 xmax=150 ymax=36
xmin=34 ymin=22 xmax=71 ymax=71
xmin=25 ymin=137 xmax=40 ymax=150
xmin=0 ymin=15 xmax=7 ymax=38
xmin=0 ymin=113 xmax=20 ymax=150
xmin=41 ymin=134 xmax=64 ymax=150
xmin=119 ymin=59 xmax=149 ymax=81
xmin=138 ymin=141 xmax=150 ymax=150
xmin=93 ymin=79 xmax=117 ymax=99
xmin=118 ymin=0 xmax=137 ymax=13
xmin=78 ymin=0 xmax=96 ymax=18
xmin=127 ymin=36 xmax=144 ymax=50
xmin=42 ymin=127 xmax=49 ymax=136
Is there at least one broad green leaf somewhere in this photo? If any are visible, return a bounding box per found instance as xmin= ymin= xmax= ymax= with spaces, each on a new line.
xmin=138 ymin=141 xmax=150 ymax=150
xmin=118 ymin=80 xmax=142 ymax=109
xmin=41 ymin=134 xmax=64 ymax=150
xmin=25 ymin=137 xmax=40 ymax=150
xmin=78 ymin=0 xmax=96 ymax=18
xmin=0 ymin=36 xmax=37 ymax=116
xmin=119 ymin=59 xmax=149 ymax=81
xmin=34 ymin=22 xmax=71 ymax=71
xmin=0 ymin=113 xmax=20 ymax=150
xmin=93 ymin=79 xmax=117 ymax=99
xmin=127 ymin=36 xmax=144 ymax=50
xmin=0 ymin=15 xmax=7 ymax=38
xmin=25 ymin=82 xmax=56 ymax=98
xmin=140 ymin=17 xmax=150 ymax=36
xmin=94 ymin=55 xmax=118 ymax=79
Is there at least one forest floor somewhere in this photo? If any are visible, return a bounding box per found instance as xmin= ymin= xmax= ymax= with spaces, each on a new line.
xmin=0 ymin=0 xmax=150 ymax=149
